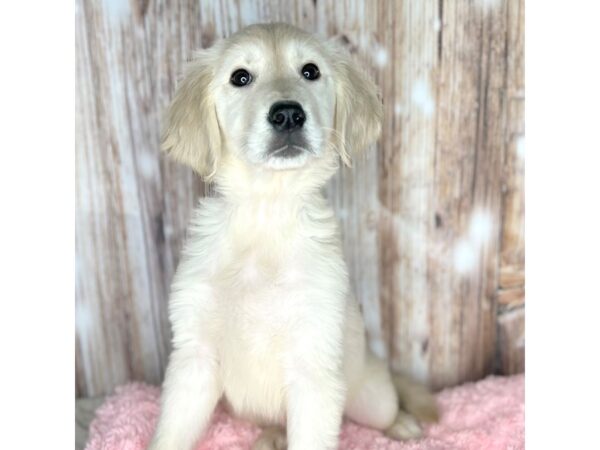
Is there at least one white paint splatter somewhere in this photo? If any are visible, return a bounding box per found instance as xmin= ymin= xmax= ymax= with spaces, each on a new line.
xmin=239 ymin=1 xmax=259 ymax=27
xmin=163 ymin=225 xmax=174 ymax=238
xmin=469 ymin=209 xmax=493 ymax=245
xmin=394 ymin=103 xmax=403 ymax=116
xmin=336 ymin=209 xmax=349 ymax=221
xmin=411 ymin=79 xmax=435 ymax=117
xmin=477 ymin=0 xmax=501 ymax=11
xmin=76 ymin=303 xmax=93 ymax=335
xmin=138 ymin=153 xmax=157 ymax=179
xmin=102 ymin=0 xmax=130 ymax=23
xmin=381 ymin=201 xmax=494 ymax=276
xmin=453 ymin=239 xmax=477 ymax=274
xmin=373 ymin=43 xmax=389 ymax=68
xmin=516 ymin=136 xmax=525 ymax=159
xmin=453 ymin=209 xmax=495 ymax=274
xmin=370 ymin=339 xmax=388 ymax=359
xmin=434 ymin=18 xmax=442 ymax=32
xmin=515 ymin=335 xmax=525 ymax=348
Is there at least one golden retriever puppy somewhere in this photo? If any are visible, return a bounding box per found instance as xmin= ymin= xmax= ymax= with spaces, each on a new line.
xmin=148 ymin=23 xmax=438 ymax=450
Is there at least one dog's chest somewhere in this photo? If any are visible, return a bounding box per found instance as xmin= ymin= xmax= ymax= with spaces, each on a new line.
xmin=200 ymin=198 xmax=343 ymax=423
xmin=217 ymin=200 xmax=313 ymax=289
xmin=211 ymin=222 xmax=302 ymax=419
xmin=218 ymin=313 xmax=287 ymax=423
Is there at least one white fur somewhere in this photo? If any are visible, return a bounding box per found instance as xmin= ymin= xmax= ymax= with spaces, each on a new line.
xmin=148 ymin=23 xmax=435 ymax=450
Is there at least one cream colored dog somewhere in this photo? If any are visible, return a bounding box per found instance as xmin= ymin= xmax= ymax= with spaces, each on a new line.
xmin=148 ymin=23 xmax=438 ymax=450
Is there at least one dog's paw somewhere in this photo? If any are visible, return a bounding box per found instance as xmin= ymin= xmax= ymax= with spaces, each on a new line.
xmin=252 ymin=427 xmax=287 ymax=450
xmin=404 ymin=391 xmax=439 ymax=423
xmin=385 ymin=410 xmax=423 ymax=441
xmin=392 ymin=374 xmax=440 ymax=423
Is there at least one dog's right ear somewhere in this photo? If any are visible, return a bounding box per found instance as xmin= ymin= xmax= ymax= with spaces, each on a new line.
xmin=162 ymin=49 xmax=222 ymax=180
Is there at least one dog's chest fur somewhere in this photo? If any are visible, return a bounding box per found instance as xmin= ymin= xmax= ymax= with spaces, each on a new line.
xmin=217 ymin=201 xmax=305 ymax=423
xmin=178 ymin=194 xmax=348 ymax=424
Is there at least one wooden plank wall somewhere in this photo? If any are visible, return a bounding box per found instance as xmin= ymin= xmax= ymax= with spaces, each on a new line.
xmin=76 ymin=0 xmax=525 ymax=397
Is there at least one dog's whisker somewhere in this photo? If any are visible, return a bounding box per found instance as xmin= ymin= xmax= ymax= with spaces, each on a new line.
xmin=319 ymin=126 xmax=352 ymax=165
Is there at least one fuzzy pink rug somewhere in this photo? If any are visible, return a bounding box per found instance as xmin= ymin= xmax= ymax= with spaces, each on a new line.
xmin=85 ymin=374 xmax=524 ymax=450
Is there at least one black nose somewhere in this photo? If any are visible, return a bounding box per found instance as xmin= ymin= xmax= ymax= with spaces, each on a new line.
xmin=268 ymin=101 xmax=306 ymax=132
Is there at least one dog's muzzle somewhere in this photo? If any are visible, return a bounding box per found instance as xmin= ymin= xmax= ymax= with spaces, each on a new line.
xmin=266 ymin=101 xmax=310 ymax=159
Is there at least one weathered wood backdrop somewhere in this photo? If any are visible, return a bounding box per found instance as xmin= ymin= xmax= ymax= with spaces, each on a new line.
xmin=76 ymin=0 xmax=525 ymax=397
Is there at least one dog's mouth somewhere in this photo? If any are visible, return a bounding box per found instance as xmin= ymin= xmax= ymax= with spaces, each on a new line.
xmin=270 ymin=144 xmax=306 ymax=158
xmin=268 ymin=133 xmax=311 ymax=159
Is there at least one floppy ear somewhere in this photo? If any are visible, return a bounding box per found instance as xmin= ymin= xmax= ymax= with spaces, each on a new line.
xmin=327 ymin=40 xmax=383 ymax=166
xmin=162 ymin=49 xmax=222 ymax=180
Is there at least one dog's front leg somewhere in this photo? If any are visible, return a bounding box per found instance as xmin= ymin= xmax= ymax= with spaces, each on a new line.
xmin=285 ymin=327 xmax=346 ymax=450
xmin=147 ymin=344 xmax=221 ymax=450
xmin=286 ymin=363 xmax=345 ymax=450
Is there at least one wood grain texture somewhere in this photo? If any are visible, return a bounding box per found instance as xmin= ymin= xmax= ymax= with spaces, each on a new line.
xmin=497 ymin=0 xmax=525 ymax=374
xmin=497 ymin=306 xmax=525 ymax=375
xmin=76 ymin=0 xmax=525 ymax=397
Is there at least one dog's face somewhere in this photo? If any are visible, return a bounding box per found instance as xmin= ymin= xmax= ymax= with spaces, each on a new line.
xmin=162 ymin=23 xmax=382 ymax=181
xmin=212 ymin=32 xmax=335 ymax=171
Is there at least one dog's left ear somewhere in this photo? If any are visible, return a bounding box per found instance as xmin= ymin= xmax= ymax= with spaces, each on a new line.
xmin=327 ymin=39 xmax=383 ymax=166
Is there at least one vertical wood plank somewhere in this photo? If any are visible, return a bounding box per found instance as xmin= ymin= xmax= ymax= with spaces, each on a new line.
xmin=497 ymin=307 xmax=525 ymax=374
xmin=497 ymin=0 xmax=525 ymax=374
xmin=377 ymin=0 xmax=439 ymax=383
xmin=499 ymin=0 xmax=525 ymax=285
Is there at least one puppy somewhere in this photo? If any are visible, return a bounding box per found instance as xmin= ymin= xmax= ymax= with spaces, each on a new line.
xmin=148 ymin=23 xmax=438 ymax=450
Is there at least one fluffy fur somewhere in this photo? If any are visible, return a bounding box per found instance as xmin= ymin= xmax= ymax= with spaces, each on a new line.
xmin=148 ymin=23 xmax=437 ymax=450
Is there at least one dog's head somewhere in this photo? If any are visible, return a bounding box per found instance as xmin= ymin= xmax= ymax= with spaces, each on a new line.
xmin=162 ymin=23 xmax=381 ymax=184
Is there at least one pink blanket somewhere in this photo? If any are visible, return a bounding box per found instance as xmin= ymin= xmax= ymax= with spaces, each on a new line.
xmin=85 ymin=374 xmax=524 ymax=450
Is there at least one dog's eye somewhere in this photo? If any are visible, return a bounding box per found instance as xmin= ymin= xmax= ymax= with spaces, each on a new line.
xmin=301 ymin=63 xmax=320 ymax=81
xmin=230 ymin=69 xmax=253 ymax=87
